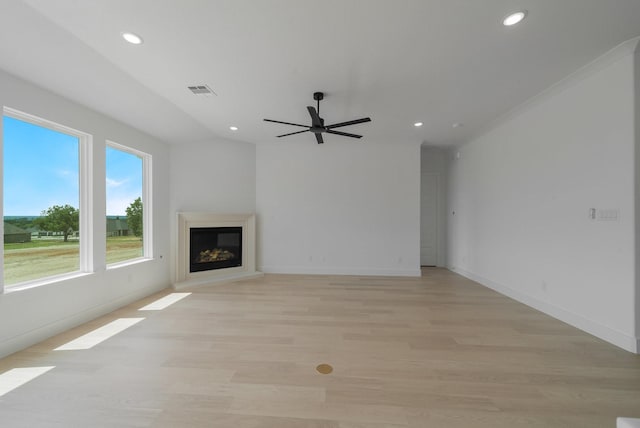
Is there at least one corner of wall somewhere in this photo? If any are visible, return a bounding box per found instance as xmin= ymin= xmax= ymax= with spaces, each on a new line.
xmin=634 ymin=42 xmax=640 ymax=353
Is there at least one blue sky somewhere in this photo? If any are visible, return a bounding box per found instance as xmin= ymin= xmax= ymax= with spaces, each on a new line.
xmin=105 ymin=146 xmax=142 ymax=216
xmin=3 ymin=115 xmax=142 ymax=216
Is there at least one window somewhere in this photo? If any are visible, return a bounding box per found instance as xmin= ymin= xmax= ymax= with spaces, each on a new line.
xmin=105 ymin=142 xmax=151 ymax=265
xmin=2 ymin=109 xmax=90 ymax=288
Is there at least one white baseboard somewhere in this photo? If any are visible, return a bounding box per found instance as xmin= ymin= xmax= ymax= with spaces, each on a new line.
xmin=259 ymin=265 xmax=421 ymax=277
xmin=450 ymin=266 xmax=639 ymax=354
xmin=0 ymin=283 xmax=169 ymax=359
xmin=618 ymin=417 xmax=640 ymax=428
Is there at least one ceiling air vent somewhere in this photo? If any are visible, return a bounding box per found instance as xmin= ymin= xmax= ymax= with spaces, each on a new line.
xmin=187 ymin=85 xmax=216 ymax=96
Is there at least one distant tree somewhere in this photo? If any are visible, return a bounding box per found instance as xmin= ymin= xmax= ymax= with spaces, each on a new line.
xmin=35 ymin=204 xmax=79 ymax=242
xmin=126 ymin=197 xmax=143 ymax=238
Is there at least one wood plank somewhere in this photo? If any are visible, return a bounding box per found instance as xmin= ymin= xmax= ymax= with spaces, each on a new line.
xmin=0 ymin=268 xmax=638 ymax=427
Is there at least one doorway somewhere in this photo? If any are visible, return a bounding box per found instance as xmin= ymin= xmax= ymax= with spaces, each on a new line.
xmin=420 ymin=173 xmax=439 ymax=266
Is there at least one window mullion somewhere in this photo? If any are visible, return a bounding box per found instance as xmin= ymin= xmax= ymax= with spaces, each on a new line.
xmin=79 ymin=134 xmax=93 ymax=273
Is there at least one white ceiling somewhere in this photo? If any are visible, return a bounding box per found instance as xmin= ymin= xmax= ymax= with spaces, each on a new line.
xmin=1 ymin=0 xmax=640 ymax=146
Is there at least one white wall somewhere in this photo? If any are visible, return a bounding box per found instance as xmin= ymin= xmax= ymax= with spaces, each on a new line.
xmin=0 ymin=69 xmax=171 ymax=358
xmin=169 ymin=139 xmax=256 ymax=214
xmin=635 ymin=46 xmax=640 ymax=350
xmin=256 ymin=140 xmax=421 ymax=276
xmin=169 ymin=138 xmax=256 ymax=282
xmin=448 ymin=41 xmax=639 ymax=352
xmin=420 ymin=147 xmax=448 ymax=267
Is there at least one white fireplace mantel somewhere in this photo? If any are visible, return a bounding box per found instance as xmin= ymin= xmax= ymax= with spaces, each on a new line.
xmin=174 ymin=212 xmax=260 ymax=288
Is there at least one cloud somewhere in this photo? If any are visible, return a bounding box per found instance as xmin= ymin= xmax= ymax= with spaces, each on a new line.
xmin=55 ymin=169 xmax=77 ymax=178
xmin=106 ymin=194 xmax=141 ymax=216
xmin=106 ymin=177 xmax=128 ymax=188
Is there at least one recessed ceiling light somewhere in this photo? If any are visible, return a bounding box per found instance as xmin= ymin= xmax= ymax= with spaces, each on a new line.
xmin=503 ymin=11 xmax=527 ymax=26
xmin=414 ymin=122 xmax=423 ymax=127
xmin=229 ymin=126 xmax=238 ymax=131
xmin=121 ymin=32 xmax=143 ymax=45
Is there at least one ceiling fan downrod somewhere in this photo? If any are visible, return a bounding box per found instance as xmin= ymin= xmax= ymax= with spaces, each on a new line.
xmin=313 ymin=91 xmax=323 ymax=117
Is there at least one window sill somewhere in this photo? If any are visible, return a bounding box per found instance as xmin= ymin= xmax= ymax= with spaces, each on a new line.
xmin=4 ymin=271 xmax=92 ymax=294
xmin=106 ymin=257 xmax=153 ymax=270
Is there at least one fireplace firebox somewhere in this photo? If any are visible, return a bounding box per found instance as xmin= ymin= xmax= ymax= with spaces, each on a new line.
xmin=189 ymin=227 xmax=242 ymax=273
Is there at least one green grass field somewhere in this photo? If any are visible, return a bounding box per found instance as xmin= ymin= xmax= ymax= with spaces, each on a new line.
xmin=4 ymin=236 xmax=143 ymax=286
xmin=4 ymin=239 xmax=79 ymax=250
xmin=106 ymin=236 xmax=144 ymax=264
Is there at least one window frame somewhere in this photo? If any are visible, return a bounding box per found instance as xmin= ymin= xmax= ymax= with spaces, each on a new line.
xmin=2 ymin=107 xmax=93 ymax=292
xmin=105 ymin=140 xmax=153 ymax=267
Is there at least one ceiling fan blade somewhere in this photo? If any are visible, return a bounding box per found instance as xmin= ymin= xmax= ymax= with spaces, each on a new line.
xmin=307 ymin=106 xmax=323 ymax=127
xmin=326 ymin=130 xmax=362 ymax=139
xmin=264 ymin=119 xmax=309 ymax=128
xmin=326 ymin=117 xmax=371 ymax=129
xmin=277 ymin=129 xmax=309 ymax=137
xmin=315 ymin=133 xmax=324 ymax=144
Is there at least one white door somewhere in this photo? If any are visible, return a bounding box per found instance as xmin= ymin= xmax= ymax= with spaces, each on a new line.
xmin=421 ymin=174 xmax=439 ymax=266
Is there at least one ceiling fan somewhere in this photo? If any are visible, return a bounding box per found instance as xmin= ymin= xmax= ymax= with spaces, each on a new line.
xmin=264 ymin=92 xmax=371 ymax=144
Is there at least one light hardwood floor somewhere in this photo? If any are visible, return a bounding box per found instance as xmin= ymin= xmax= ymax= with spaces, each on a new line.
xmin=1 ymin=268 xmax=639 ymax=427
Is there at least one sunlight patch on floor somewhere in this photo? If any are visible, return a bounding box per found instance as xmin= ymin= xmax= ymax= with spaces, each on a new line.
xmin=139 ymin=292 xmax=191 ymax=311
xmin=0 ymin=366 xmax=55 ymax=397
xmin=54 ymin=318 xmax=145 ymax=351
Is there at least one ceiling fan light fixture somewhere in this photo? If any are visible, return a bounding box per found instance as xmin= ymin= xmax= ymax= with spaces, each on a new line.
xmin=502 ymin=11 xmax=527 ymax=27
xmin=121 ymin=32 xmax=143 ymax=45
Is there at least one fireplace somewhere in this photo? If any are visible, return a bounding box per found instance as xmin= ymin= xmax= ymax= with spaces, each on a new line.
xmin=176 ymin=212 xmax=258 ymax=287
xmin=190 ymin=227 xmax=242 ymax=272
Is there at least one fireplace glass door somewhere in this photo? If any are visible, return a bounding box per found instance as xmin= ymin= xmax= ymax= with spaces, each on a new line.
xmin=190 ymin=227 xmax=242 ymax=272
